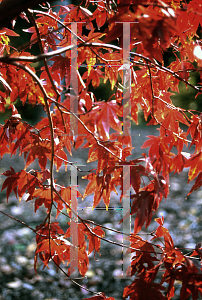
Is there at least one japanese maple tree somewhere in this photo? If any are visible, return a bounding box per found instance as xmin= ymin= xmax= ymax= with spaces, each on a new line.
xmin=1 ymin=0 xmax=202 ymax=299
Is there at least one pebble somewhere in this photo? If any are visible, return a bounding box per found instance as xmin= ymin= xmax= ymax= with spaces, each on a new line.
xmin=112 ymin=268 xmax=123 ymax=278
xmin=115 ymin=233 xmax=124 ymax=243
xmin=26 ymin=242 xmax=37 ymax=257
xmin=1 ymin=264 xmax=14 ymax=274
xmin=184 ymin=242 xmax=196 ymax=250
xmin=6 ymin=279 xmax=22 ymax=289
xmin=88 ymin=275 xmax=102 ymax=285
xmin=16 ymin=255 xmax=29 ymax=265
xmin=31 ymin=290 xmax=45 ymax=299
xmin=157 ymin=210 xmax=167 ymax=218
xmin=22 ymin=282 xmax=34 ymax=290
xmin=170 ymin=181 xmax=181 ymax=192
xmin=95 ymin=268 xmax=104 ymax=276
xmin=44 ymin=298 xmax=60 ymax=300
xmin=15 ymin=227 xmax=31 ymax=237
xmin=0 ymin=256 xmax=7 ymax=264
xmin=178 ymin=219 xmax=189 ymax=229
xmin=2 ymin=230 xmax=16 ymax=244
xmin=46 ymin=268 xmax=56 ymax=276
xmin=10 ymin=206 xmax=24 ymax=216
xmin=85 ymin=270 xmax=95 ymax=278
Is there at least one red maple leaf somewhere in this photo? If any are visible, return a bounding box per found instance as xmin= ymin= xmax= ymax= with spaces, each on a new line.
xmin=84 ymin=226 xmax=105 ymax=256
xmin=89 ymin=100 xmax=122 ymax=140
xmin=123 ymin=276 xmax=166 ymax=300
xmin=1 ymin=167 xmax=19 ymax=201
xmin=185 ymin=152 xmax=202 ymax=182
xmin=51 ymin=55 xmax=70 ymax=80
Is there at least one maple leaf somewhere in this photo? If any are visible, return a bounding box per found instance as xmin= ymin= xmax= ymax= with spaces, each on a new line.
xmin=121 ymin=178 xmax=167 ymax=234
xmin=11 ymin=122 xmax=30 ymax=156
xmin=82 ymin=172 xmax=103 ymax=207
xmin=64 ymin=223 xmax=104 ymax=275
xmin=190 ymin=243 xmax=202 ymax=259
xmin=0 ymin=129 xmax=10 ymax=158
xmin=51 ymin=55 xmax=70 ymax=80
xmin=82 ymin=172 xmax=99 ymax=199
xmin=27 ymin=187 xmax=59 ymax=213
xmin=87 ymin=141 xmax=124 ymax=172
xmin=131 ymin=191 xmax=154 ymax=234
xmin=82 ymin=171 xmax=118 ymax=209
xmin=141 ymin=135 xmax=173 ymax=175
xmin=77 ymin=244 xmax=89 ymax=276
xmin=170 ymin=152 xmax=189 ymax=174
xmin=36 ymin=238 xmax=71 ymax=265
xmin=54 ymin=147 xmax=68 ymax=171
xmin=0 ymin=116 xmax=21 ymax=153
xmin=84 ymin=226 xmax=105 ymax=256
xmin=160 ymin=108 xmax=190 ymax=133
xmin=36 ymin=222 xmax=64 ymax=242
xmin=185 ymin=152 xmax=202 ymax=182
xmin=89 ymin=100 xmax=122 ymax=140
xmin=85 ymin=50 xmax=97 ymax=75
xmin=120 ymin=171 xmax=168 ymax=233
xmin=56 ymin=187 xmax=82 ymax=219
xmin=130 ymin=166 xmax=141 ymax=193
xmin=65 ymin=222 xmax=89 ymax=276
xmin=65 ymin=223 xmax=86 ymax=249
xmin=17 ymin=170 xmax=41 ymax=200
xmin=187 ymin=172 xmax=202 ymax=196
xmin=23 ymin=135 xmax=51 ymax=170
xmin=82 ymin=67 xmax=104 ymax=88
xmin=161 ymin=247 xmax=202 ymax=300
xmin=123 ymin=275 xmax=166 ymax=300
xmin=1 ymin=167 xmax=19 ymax=201
xmin=187 ymin=114 xmax=202 ymax=153
xmin=103 ymin=52 xmax=122 ymax=90
xmin=151 ymin=224 xmax=174 ymax=251
xmin=141 ymin=135 xmax=161 ymax=155
xmin=34 ymin=222 xmax=67 ymax=271
xmin=126 ymin=237 xmax=159 ymax=277
xmin=93 ymin=0 xmax=107 ymax=30
xmin=0 ymin=27 xmax=19 ymax=37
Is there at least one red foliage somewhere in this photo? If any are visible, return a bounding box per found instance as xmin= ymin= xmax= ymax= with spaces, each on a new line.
xmin=1 ymin=0 xmax=202 ymax=299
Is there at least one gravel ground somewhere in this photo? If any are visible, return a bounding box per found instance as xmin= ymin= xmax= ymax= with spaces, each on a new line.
xmin=0 ymin=125 xmax=202 ymax=300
